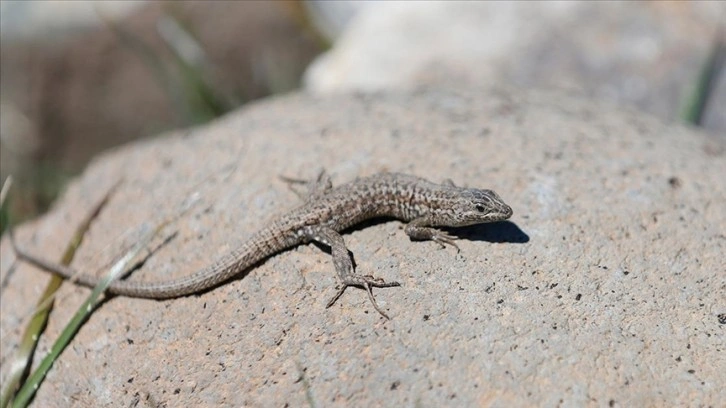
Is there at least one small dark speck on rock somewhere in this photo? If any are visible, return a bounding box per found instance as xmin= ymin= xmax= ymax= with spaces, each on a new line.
xmin=497 ymin=299 xmax=504 ymax=304
xmin=575 ymin=294 xmax=582 ymax=301
xmin=623 ymin=270 xmax=630 ymax=275
xmin=688 ymin=369 xmax=696 ymax=374
xmin=423 ymin=315 xmax=430 ymax=321
xmin=668 ymin=176 xmax=682 ymax=188
xmin=717 ymin=313 xmax=726 ymax=324
xmin=609 ymin=400 xmax=615 ymax=407
xmin=391 ymin=381 xmax=400 ymax=390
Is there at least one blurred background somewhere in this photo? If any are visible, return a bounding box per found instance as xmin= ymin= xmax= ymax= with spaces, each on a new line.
xmin=0 ymin=1 xmax=724 ymax=230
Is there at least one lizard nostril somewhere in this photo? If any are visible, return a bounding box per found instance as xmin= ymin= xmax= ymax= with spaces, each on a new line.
xmin=475 ymin=205 xmax=486 ymax=212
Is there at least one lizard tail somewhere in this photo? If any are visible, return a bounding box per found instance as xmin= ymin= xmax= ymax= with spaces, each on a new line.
xmin=10 ymin=228 xmax=274 ymax=299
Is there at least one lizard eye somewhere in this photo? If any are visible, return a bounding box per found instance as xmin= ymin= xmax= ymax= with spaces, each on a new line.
xmin=475 ymin=205 xmax=486 ymax=212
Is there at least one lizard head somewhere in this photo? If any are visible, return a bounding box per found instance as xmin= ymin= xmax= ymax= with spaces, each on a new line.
xmin=444 ymin=188 xmax=513 ymax=226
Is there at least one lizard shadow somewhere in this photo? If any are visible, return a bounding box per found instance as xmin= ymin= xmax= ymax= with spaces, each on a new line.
xmin=312 ymin=218 xmax=528 ymax=263
xmin=442 ymin=221 xmax=529 ymax=244
xmin=344 ymin=218 xmax=529 ymax=244
xmin=309 ymin=219 xmax=528 ymax=275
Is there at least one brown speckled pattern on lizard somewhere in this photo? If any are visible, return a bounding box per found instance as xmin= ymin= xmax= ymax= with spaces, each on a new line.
xmin=12 ymin=172 xmax=513 ymax=318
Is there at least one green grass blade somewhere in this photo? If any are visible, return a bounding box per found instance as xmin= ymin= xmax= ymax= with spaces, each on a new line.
xmin=0 ymin=182 xmax=119 ymax=408
xmin=681 ymin=35 xmax=725 ymax=125
xmin=10 ymin=224 xmax=157 ymax=408
xmin=0 ymin=176 xmax=13 ymax=235
xmin=156 ymin=13 xmax=231 ymax=122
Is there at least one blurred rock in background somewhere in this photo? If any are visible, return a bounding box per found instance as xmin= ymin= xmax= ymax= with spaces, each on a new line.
xmin=305 ymin=1 xmax=725 ymax=132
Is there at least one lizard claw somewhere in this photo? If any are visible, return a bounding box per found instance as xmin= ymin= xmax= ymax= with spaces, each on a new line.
xmin=433 ymin=232 xmax=460 ymax=252
xmin=326 ymin=275 xmax=400 ymax=319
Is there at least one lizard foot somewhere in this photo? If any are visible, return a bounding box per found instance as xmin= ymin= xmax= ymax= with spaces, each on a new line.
xmin=433 ymin=232 xmax=460 ymax=252
xmin=326 ymin=275 xmax=400 ymax=319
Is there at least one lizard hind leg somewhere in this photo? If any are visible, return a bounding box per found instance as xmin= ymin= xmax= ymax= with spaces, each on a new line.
xmin=306 ymin=225 xmax=400 ymax=319
xmin=280 ymin=169 xmax=333 ymax=202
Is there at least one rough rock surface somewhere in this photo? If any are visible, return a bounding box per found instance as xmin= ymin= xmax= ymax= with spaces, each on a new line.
xmin=1 ymin=87 xmax=724 ymax=407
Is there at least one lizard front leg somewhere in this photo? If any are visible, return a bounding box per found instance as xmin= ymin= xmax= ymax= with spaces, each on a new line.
xmin=404 ymin=217 xmax=460 ymax=252
xmin=304 ymin=225 xmax=400 ymax=319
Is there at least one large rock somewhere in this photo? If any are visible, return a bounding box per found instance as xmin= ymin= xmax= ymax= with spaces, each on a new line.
xmin=1 ymin=86 xmax=723 ymax=406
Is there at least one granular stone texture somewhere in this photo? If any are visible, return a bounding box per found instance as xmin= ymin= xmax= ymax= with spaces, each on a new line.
xmin=1 ymin=86 xmax=723 ymax=407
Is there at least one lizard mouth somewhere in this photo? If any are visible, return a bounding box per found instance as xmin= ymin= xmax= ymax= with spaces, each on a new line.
xmin=482 ymin=204 xmax=512 ymax=222
xmin=498 ymin=204 xmax=513 ymax=219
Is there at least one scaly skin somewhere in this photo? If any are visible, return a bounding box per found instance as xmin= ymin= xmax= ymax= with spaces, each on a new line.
xmin=12 ymin=172 xmax=513 ymax=318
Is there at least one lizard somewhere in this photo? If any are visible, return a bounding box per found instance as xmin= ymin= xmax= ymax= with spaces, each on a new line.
xmin=11 ymin=172 xmax=513 ymax=319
